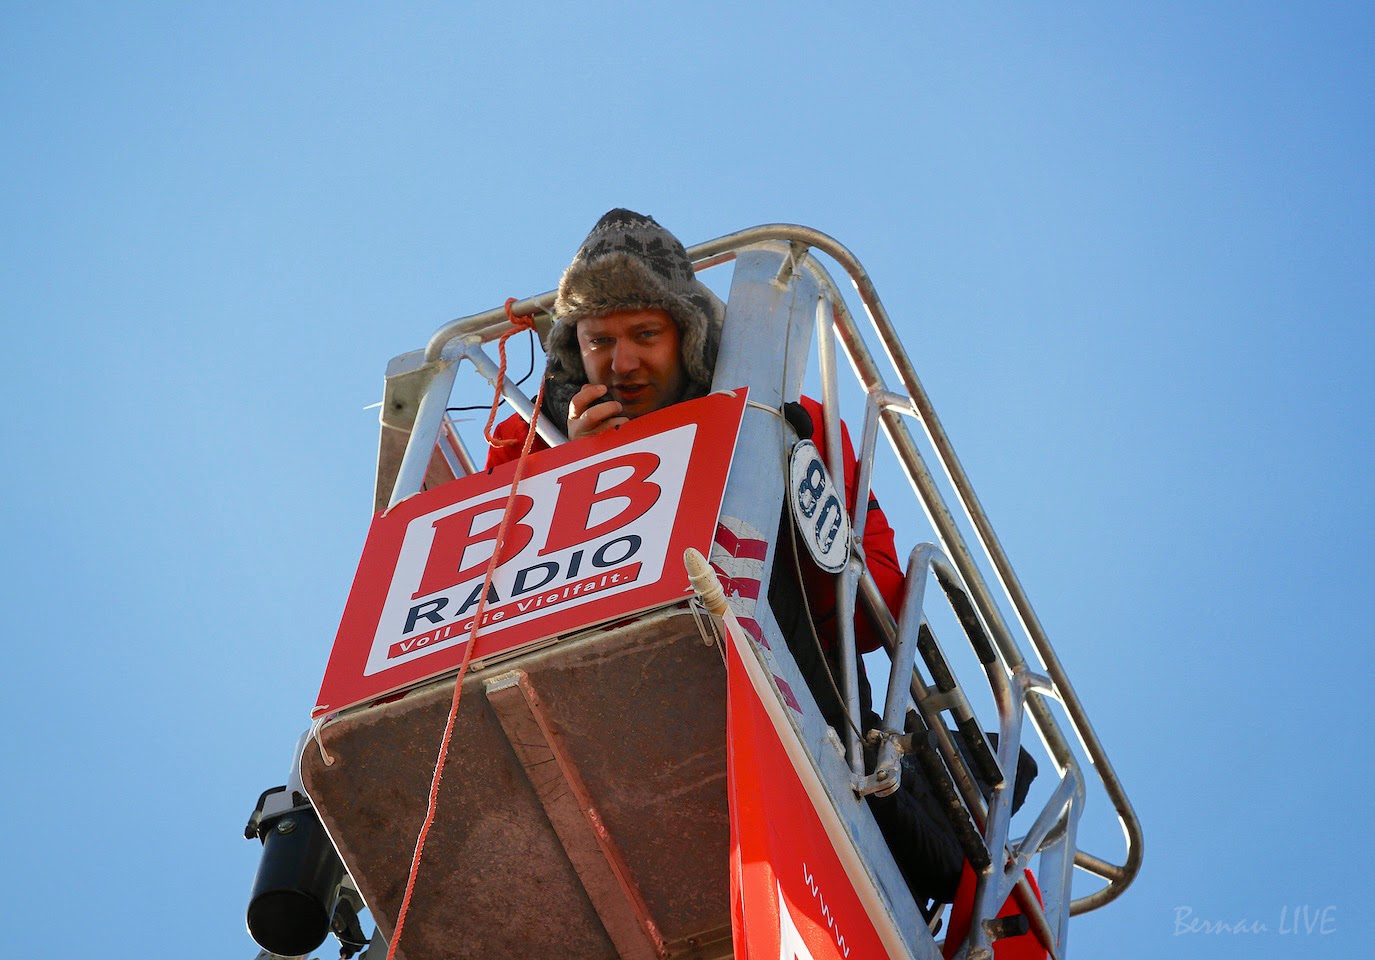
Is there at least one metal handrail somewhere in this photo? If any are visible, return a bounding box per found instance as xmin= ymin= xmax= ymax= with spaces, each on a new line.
xmin=392 ymin=224 xmax=1142 ymax=920
xmin=763 ymin=227 xmax=1143 ymax=914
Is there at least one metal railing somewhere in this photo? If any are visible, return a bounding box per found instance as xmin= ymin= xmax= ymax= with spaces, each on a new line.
xmin=729 ymin=227 xmax=1143 ymax=911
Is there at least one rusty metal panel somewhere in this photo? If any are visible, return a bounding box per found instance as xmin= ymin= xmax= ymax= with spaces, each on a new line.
xmin=302 ymin=608 xmax=730 ymax=960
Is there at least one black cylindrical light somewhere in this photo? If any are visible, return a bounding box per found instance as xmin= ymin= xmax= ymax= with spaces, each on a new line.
xmin=246 ymin=807 xmax=345 ymax=957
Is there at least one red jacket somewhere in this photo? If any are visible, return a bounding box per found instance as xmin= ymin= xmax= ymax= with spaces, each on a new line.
xmin=484 ymin=395 xmax=905 ymax=654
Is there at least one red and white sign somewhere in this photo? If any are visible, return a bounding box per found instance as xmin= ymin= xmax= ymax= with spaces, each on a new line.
xmin=313 ymin=390 xmax=748 ymax=717
xmin=725 ymin=610 xmax=907 ymax=960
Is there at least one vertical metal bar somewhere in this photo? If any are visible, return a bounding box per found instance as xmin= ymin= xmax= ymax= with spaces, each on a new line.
xmin=836 ymin=559 xmax=864 ymax=776
xmin=850 ymin=386 xmax=917 ymax=549
xmin=439 ymin=415 xmax=478 ymax=476
xmin=873 ymin=544 xmax=934 ymax=785
xmin=815 ymin=294 xmax=864 ymax=777
xmin=389 ymin=359 xmax=458 ymax=510
xmin=1039 ymin=783 xmax=1084 ymax=954
xmin=1014 ymin=769 xmax=1080 ymax=869
xmin=849 ymin=386 xmax=882 ymax=546
xmin=858 ymin=564 xmax=1006 ymax=818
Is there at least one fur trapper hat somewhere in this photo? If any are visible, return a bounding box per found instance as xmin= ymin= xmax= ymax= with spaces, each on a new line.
xmin=542 ymin=209 xmax=724 ymax=427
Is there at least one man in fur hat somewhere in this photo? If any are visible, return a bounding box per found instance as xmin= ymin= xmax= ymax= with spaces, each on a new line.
xmin=485 ymin=209 xmax=973 ymax=908
xmin=487 ymin=208 xmax=724 ymax=450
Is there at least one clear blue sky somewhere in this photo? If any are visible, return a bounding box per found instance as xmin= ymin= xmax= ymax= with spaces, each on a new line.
xmin=2 ymin=3 xmax=1371 ymax=958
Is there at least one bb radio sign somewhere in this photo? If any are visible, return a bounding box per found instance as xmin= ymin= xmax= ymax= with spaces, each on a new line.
xmin=314 ymin=390 xmax=747 ymax=717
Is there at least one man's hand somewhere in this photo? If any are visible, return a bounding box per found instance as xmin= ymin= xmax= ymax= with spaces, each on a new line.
xmin=567 ymin=383 xmax=629 ymax=440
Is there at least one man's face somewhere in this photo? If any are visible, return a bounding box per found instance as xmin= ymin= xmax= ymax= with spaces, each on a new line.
xmin=576 ymin=307 xmax=687 ymax=418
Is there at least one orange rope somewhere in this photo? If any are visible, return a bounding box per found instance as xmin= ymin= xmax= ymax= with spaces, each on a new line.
xmin=484 ymin=298 xmax=539 ymax=448
xmin=387 ymin=299 xmax=549 ymax=960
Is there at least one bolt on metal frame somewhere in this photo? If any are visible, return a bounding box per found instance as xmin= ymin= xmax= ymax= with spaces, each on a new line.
xmin=378 ymin=224 xmax=1142 ymax=960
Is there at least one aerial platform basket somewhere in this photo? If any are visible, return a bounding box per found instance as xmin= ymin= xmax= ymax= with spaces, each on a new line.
xmin=260 ymin=226 xmax=1143 ymax=960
